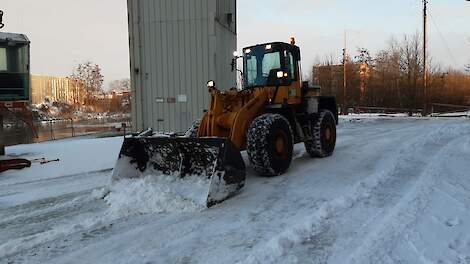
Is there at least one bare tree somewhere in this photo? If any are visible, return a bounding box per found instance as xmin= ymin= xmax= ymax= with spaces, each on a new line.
xmin=71 ymin=61 xmax=104 ymax=100
xmin=399 ymin=34 xmax=423 ymax=109
xmin=109 ymin=78 xmax=130 ymax=91
xmin=312 ymin=33 xmax=470 ymax=111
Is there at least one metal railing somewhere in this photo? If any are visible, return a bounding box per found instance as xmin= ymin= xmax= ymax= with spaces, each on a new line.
xmin=430 ymin=103 xmax=470 ymax=117
xmin=2 ymin=118 xmax=132 ymax=147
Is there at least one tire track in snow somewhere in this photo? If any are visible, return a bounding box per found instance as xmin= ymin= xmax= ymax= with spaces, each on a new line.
xmin=0 ymin=189 xmax=103 ymax=241
xmin=340 ymin=125 xmax=470 ymax=263
xmin=241 ymin=120 xmax=468 ymax=264
xmin=156 ymin=120 xmax=445 ymax=264
xmin=0 ymin=168 xmax=112 ymax=189
xmin=0 ymin=170 xmax=111 ymax=260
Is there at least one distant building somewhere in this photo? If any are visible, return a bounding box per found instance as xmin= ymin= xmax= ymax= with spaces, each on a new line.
xmin=31 ymin=75 xmax=87 ymax=105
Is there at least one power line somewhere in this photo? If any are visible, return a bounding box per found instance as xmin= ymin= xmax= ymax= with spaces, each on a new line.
xmin=428 ymin=12 xmax=459 ymax=66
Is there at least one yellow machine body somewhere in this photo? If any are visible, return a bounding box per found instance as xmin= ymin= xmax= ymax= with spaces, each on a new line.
xmin=199 ymin=82 xmax=303 ymax=150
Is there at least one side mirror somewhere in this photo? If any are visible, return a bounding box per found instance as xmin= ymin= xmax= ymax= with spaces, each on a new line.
xmin=266 ymin=68 xmax=292 ymax=87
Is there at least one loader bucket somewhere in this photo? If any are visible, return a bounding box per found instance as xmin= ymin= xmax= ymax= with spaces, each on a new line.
xmin=111 ymin=137 xmax=246 ymax=207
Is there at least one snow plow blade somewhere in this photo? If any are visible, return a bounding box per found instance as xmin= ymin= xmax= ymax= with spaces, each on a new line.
xmin=112 ymin=137 xmax=246 ymax=207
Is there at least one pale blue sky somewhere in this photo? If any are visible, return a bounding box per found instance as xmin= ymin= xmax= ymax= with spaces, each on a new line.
xmin=238 ymin=0 xmax=470 ymax=76
xmin=1 ymin=0 xmax=469 ymax=86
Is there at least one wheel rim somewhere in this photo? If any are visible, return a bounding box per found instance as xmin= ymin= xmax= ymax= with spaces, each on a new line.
xmin=325 ymin=127 xmax=331 ymax=141
xmin=322 ymin=123 xmax=336 ymax=151
xmin=274 ymin=130 xmax=288 ymax=159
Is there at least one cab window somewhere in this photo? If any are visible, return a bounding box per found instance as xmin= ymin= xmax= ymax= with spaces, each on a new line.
xmin=285 ymin=50 xmax=296 ymax=80
xmin=245 ymin=51 xmax=281 ymax=87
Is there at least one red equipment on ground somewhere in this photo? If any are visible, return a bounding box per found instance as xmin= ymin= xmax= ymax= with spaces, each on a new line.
xmin=0 ymin=159 xmax=31 ymax=173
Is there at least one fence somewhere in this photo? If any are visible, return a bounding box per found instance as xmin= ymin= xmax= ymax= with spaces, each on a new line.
xmin=350 ymin=106 xmax=423 ymax=115
xmin=2 ymin=118 xmax=132 ymax=147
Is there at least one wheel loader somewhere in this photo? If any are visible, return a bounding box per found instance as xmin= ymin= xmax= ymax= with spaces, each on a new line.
xmin=112 ymin=40 xmax=337 ymax=207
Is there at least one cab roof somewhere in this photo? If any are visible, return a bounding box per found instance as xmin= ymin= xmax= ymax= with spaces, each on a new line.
xmin=243 ymin=42 xmax=299 ymax=51
xmin=0 ymin=32 xmax=30 ymax=44
xmin=242 ymin=42 xmax=301 ymax=60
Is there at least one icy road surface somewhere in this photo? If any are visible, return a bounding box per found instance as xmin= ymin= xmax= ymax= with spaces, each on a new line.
xmin=1 ymin=117 xmax=470 ymax=264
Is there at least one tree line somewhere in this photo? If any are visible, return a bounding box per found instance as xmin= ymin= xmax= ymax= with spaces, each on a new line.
xmin=311 ymin=34 xmax=470 ymax=112
xmin=68 ymin=61 xmax=130 ymax=113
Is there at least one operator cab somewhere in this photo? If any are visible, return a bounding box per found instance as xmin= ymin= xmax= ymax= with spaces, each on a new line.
xmin=242 ymin=42 xmax=300 ymax=89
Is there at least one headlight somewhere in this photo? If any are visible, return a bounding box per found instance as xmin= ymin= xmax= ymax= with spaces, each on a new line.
xmin=277 ymin=71 xmax=284 ymax=78
xmin=207 ymin=80 xmax=215 ymax=88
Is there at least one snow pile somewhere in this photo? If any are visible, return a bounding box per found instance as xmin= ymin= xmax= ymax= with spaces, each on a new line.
xmin=103 ymin=175 xmax=210 ymax=217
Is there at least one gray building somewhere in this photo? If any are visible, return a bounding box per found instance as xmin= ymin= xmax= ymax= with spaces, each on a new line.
xmin=127 ymin=0 xmax=237 ymax=133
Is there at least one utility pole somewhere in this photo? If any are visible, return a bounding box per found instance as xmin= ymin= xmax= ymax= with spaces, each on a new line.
xmin=423 ymin=0 xmax=428 ymax=115
xmin=343 ymin=30 xmax=348 ymax=115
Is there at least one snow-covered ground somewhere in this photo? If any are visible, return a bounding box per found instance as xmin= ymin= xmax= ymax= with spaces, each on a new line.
xmin=1 ymin=116 xmax=470 ymax=264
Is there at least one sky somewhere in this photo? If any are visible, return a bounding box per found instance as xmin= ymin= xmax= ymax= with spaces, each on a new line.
xmin=1 ymin=0 xmax=469 ymax=87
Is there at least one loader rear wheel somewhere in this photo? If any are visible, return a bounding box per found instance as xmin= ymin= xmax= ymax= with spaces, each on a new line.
xmin=305 ymin=110 xmax=336 ymax=158
xmin=247 ymin=114 xmax=294 ymax=176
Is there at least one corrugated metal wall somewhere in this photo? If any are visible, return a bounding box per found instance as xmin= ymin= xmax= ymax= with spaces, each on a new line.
xmin=128 ymin=0 xmax=236 ymax=133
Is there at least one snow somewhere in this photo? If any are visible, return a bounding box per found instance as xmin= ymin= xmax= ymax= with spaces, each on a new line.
xmin=1 ymin=116 xmax=470 ymax=263
xmin=0 ymin=136 xmax=123 ymax=188
xmin=103 ymin=175 xmax=209 ymax=216
xmin=431 ymin=111 xmax=470 ymax=118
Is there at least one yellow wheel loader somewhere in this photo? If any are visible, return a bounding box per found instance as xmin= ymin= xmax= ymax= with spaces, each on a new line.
xmin=112 ymin=40 xmax=338 ymax=207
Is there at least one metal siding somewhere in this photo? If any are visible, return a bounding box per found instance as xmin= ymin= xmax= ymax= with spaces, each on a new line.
xmin=148 ymin=0 xmax=156 ymax=130
xmin=143 ymin=0 xmax=151 ymax=130
xmin=189 ymin=0 xmax=198 ymax=123
xmin=128 ymin=0 xmax=142 ymax=131
xmin=195 ymin=1 xmax=202 ymax=120
xmin=156 ymin=1 xmax=164 ymax=132
xmin=128 ymin=0 xmax=236 ymax=133
xmin=161 ymin=0 xmax=169 ymax=131
xmin=184 ymin=0 xmax=191 ymax=129
xmin=154 ymin=0 xmax=161 ymax=130
xmin=202 ymin=0 xmax=208 ymax=109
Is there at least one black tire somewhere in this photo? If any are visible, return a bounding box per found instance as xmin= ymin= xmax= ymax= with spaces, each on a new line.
xmin=247 ymin=113 xmax=294 ymax=176
xmin=185 ymin=119 xmax=201 ymax=138
xmin=305 ymin=110 xmax=337 ymax=158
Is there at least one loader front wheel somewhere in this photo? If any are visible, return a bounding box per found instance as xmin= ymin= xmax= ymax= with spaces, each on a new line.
xmin=247 ymin=114 xmax=293 ymax=176
xmin=305 ymin=110 xmax=336 ymax=158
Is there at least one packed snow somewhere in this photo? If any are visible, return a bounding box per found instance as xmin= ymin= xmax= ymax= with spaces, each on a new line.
xmin=1 ymin=116 xmax=470 ymax=263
